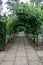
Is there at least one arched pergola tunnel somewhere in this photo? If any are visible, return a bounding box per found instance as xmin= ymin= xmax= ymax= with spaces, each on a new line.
xmin=0 ymin=12 xmax=41 ymax=51
xmin=11 ymin=12 xmax=41 ymax=34
xmin=7 ymin=12 xmax=41 ymax=45
xmin=14 ymin=22 xmax=27 ymax=34
xmin=5 ymin=12 xmax=41 ymax=46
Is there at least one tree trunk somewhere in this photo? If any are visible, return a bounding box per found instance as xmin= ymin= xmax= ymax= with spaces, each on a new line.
xmin=33 ymin=35 xmax=35 ymax=44
xmin=36 ymin=34 xmax=38 ymax=46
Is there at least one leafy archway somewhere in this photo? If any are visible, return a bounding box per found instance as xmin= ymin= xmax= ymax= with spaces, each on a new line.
xmin=14 ymin=22 xmax=27 ymax=34
xmin=13 ymin=12 xmax=41 ymax=34
xmin=7 ymin=12 xmax=41 ymax=45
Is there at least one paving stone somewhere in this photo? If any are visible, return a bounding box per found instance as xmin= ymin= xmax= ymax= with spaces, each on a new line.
xmin=18 ymin=47 xmax=25 ymax=49
xmin=29 ymin=60 xmax=43 ymax=65
xmin=25 ymin=46 xmax=32 ymax=49
xmin=0 ymin=36 xmax=43 ymax=65
xmin=28 ymin=54 xmax=39 ymax=61
xmin=37 ymin=51 xmax=43 ymax=57
xmin=14 ymin=64 xmax=28 ymax=65
xmin=24 ymin=41 xmax=29 ymax=43
xmin=41 ymin=60 xmax=43 ymax=63
xmin=7 ymin=50 xmax=17 ymax=54
xmin=39 ymin=57 xmax=43 ymax=63
xmin=11 ymin=46 xmax=18 ymax=49
xmin=19 ymin=43 xmax=24 ymax=45
xmin=18 ymin=45 xmax=25 ymax=47
xmin=25 ymin=44 xmax=30 ymax=46
xmin=1 ymin=61 xmax=14 ymax=65
xmin=15 ymin=57 xmax=28 ymax=65
xmin=40 ymin=57 xmax=43 ymax=60
xmin=3 ymin=54 xmax=16 ymax=61
xmin=16 ymin=56 xmax=27 ymax=60
xmin=0 ymin=52 xmax=6 ymax=58
xmin=18 ymin=48 xmax=25 ymax=51
xmin=26 ymin=49 xmax=35 ymax=53
xmin=0 ymin=57 xmax=3 ymax=63
xmin=17 ymin=51 xmax=26 ymax=56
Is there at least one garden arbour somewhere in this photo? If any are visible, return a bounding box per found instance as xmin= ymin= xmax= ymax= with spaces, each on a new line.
xmin=7 ymin=12 xmax=41 ymax=44
xmin=0 ymin=11 xmax=41 ymax=50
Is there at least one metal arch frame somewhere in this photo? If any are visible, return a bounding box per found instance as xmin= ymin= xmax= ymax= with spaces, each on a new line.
xmin=13 ymin=11 xmax=41 ymax=29
xmin=13 ymin=12 xmax=41 ymax=33
xmin=14 ymin=12 xmax=41 ymax=23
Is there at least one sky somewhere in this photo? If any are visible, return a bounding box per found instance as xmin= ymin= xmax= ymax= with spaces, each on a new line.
xmin=2 ymin=0 xmax=30 ymax=14
xmin=2 ymin=0 xmax=8 ymax=14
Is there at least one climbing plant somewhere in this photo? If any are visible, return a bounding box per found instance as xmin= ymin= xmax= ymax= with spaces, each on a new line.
xmin=5 ymin=3 xmax=42 ymax=45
